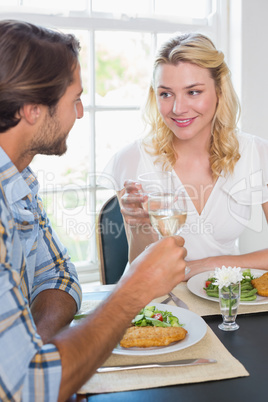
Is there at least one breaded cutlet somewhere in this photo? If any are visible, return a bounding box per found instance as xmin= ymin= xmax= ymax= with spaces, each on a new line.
xmin=251 ymin=272 xmax=268 ymax=297
xmin=119 ymin=325 xmax=187 ymax=348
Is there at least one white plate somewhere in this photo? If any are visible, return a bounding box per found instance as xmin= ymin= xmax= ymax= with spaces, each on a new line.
xmin=112 ymin=302 xmax=207 ymax=356
xmin=187 ymin=269 xmax=268 ymax=305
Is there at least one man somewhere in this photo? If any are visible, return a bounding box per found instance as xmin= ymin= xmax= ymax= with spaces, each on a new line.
xmin=0 ymin=20 xmax=187 ymax=401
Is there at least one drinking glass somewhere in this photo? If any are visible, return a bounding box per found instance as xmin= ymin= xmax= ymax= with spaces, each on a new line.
xmin=138 ymin=171 xmax=177 ymax=213
xmin=147 ymin=191 xmax=187 ymax=237
xmin=146 ymin=190 xmax=188 ymax=302
xmin=138 ymin=171 xmax=190 ymax=280
xmin=218 ymin=282 xmax=241 ymax=331
xmin=138 ymin=171 xmax=174 ymax=195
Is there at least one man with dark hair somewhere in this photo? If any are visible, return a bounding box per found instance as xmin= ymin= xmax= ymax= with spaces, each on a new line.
xmin=0 ymin=20 xmax=187 ymax=401
xmin=0 ymin=19 xmax=80 ymax=133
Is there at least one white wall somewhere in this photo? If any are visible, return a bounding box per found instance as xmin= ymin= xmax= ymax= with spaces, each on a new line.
xmin=240 ymin=0 xmax=268 ymax=140
xmin=230 ymin=0 xmax=268 ymax=254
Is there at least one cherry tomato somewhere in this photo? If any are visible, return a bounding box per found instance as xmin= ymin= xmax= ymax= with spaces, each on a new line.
xmin=205 ymin=280 xmax=212 ymax=288
xmin=153 ymin=313 xmax=163 ymax=321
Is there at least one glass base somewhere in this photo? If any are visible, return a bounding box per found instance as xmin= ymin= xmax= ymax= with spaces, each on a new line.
xmin=218 ymin=322 xmax=239 ymax=331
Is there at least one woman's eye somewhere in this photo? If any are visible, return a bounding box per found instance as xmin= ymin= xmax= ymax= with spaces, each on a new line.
xmin=189 ymin=90 xmax=201 ymax=96
xmin=159 ymin=92 xmax=171 ymax=98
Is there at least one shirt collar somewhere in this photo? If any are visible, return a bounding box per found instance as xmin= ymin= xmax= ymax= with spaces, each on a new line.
xmin=0 ymin=147 xmax=39 ymax=205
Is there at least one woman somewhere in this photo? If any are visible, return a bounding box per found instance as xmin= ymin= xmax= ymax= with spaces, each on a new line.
xmin=99 ymin=33 xmax=268 ymax=278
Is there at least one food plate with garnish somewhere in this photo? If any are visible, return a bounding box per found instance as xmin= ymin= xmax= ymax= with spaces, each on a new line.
xmin=187 ymin=269 xmax=268 ymax=305
xmin=112 ymin=302 xmax=207 ymax=356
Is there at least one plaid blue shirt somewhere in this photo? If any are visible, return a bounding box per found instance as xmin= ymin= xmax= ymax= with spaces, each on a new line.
xmin=0 ymin=147 xmax=82 ymax=401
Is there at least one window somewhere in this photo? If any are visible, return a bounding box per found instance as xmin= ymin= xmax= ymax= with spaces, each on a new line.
xmin=0 ymin=0 xmax=226 ymax=284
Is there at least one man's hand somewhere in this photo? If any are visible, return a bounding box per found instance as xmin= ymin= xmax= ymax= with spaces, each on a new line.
xmin=119 ymin=235 xmax=187 ymax=305
xmin=52 ymin=235 xmax=187 ymax=401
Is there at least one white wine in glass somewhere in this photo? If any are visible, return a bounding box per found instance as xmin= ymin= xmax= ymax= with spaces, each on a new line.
xmin=139 ymin=175 xmax=190 ymax=280
xmin=147 ymin=192 xmax=187 ymax=238
xmin=149 ymin=210 xmax=187 ymax=237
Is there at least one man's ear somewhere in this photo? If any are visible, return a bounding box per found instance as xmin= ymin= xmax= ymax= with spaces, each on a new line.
xmin=19 ymin=104 xmax=42 ymax=125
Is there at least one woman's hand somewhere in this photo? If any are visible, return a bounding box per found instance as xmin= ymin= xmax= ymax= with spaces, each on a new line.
xmin=119 ymin=180 xmax=151 ymax=227
xmin=184 ymin=258 xmax=215 ymax=279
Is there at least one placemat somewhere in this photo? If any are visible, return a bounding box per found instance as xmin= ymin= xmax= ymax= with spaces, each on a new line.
xmin=155 ymin=282 xmax=268 ymax=316
xmin=78 ymin=325 xmax=249 ymax=394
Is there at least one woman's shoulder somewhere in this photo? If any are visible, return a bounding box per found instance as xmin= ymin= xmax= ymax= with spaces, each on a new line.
xmin=98 ymin=138 xmax=145 ymax=191
xmin=112 ymin=138 xmax=143 ymax=161
xmin=224 ymin=131 xmax=268 ymax=204
xmin=235 ymin=131 xmax=268 ymax=173
xmin=237 ymin=131 xmax=268 ymax=148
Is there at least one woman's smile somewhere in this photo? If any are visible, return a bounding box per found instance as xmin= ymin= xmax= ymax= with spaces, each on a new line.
xmin=171 ymin=116 xmax=197 ymax=127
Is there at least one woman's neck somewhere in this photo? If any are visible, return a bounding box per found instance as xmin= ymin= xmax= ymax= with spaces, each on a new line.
xmin=173 ymin=132 xmax=211 ymax=160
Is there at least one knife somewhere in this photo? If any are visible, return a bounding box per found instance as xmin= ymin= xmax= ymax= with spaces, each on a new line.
xmin=168 ymin=292 xmax=189 ymax=310
xmin=161 ymin=295 xmax=172 ymax=304
xmin=97 ymin=358 xmax=216 ymax=372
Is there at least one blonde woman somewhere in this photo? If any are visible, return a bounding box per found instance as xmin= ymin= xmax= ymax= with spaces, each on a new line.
xmin=100 ymin=33 xmax=268 ymax=278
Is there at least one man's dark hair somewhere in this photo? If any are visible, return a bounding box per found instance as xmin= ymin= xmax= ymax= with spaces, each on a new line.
xmin=0 ymin=19 xmax=81 ymax=132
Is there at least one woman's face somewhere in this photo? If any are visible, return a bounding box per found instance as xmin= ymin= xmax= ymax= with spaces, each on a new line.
xmin=154 ymin=62 xmax=218 ymax=144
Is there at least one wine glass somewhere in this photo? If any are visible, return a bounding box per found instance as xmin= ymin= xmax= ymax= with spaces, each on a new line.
xmin=138 ymin=171 xmax=190 ymax=277
xmin=147 ymin=191 xmax=187 ymax=238
xmin=147 ymin=190 xmax=188 ymax=304
xmin=138 ymin=171 xmax=176 ymax=214
xmin=138 ymin=171 xmax=174 ymax=195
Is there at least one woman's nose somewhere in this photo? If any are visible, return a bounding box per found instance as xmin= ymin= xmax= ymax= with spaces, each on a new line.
xmin=172 ymin=97 xmax=188 ymax=115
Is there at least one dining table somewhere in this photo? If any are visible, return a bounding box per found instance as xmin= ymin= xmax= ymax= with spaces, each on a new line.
xmin=68 ymin=277 xmax=268 ymax=402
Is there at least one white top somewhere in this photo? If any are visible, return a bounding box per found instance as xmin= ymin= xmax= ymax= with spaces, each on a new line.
xmin=99 ymin=132 xmax=268 ymax=261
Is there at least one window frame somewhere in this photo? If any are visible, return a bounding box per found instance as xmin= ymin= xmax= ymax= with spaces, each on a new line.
xmin=0 ymin=0 xmax=227 ymax=284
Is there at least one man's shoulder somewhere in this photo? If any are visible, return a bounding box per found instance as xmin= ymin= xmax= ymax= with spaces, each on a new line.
xmin=0 ymin=181 xmax=15 ymax=239
xmin=0 ymin=181 xmax=8 ymax=208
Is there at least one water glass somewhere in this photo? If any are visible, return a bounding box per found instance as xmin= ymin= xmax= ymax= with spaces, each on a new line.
xmin=218 ymin=282 xmax=241 ymax=331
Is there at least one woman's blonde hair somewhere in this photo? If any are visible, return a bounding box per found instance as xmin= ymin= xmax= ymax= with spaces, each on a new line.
xmin=143 ymin=33 xmax=240 ymax=178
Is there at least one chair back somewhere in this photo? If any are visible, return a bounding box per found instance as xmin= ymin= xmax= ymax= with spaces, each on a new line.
xmin=97 ymin=195 xmax=128 ymax=284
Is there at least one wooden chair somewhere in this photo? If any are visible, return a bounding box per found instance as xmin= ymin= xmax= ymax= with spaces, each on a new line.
xmin=96 ymin=195 xmax=128 ymax=284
